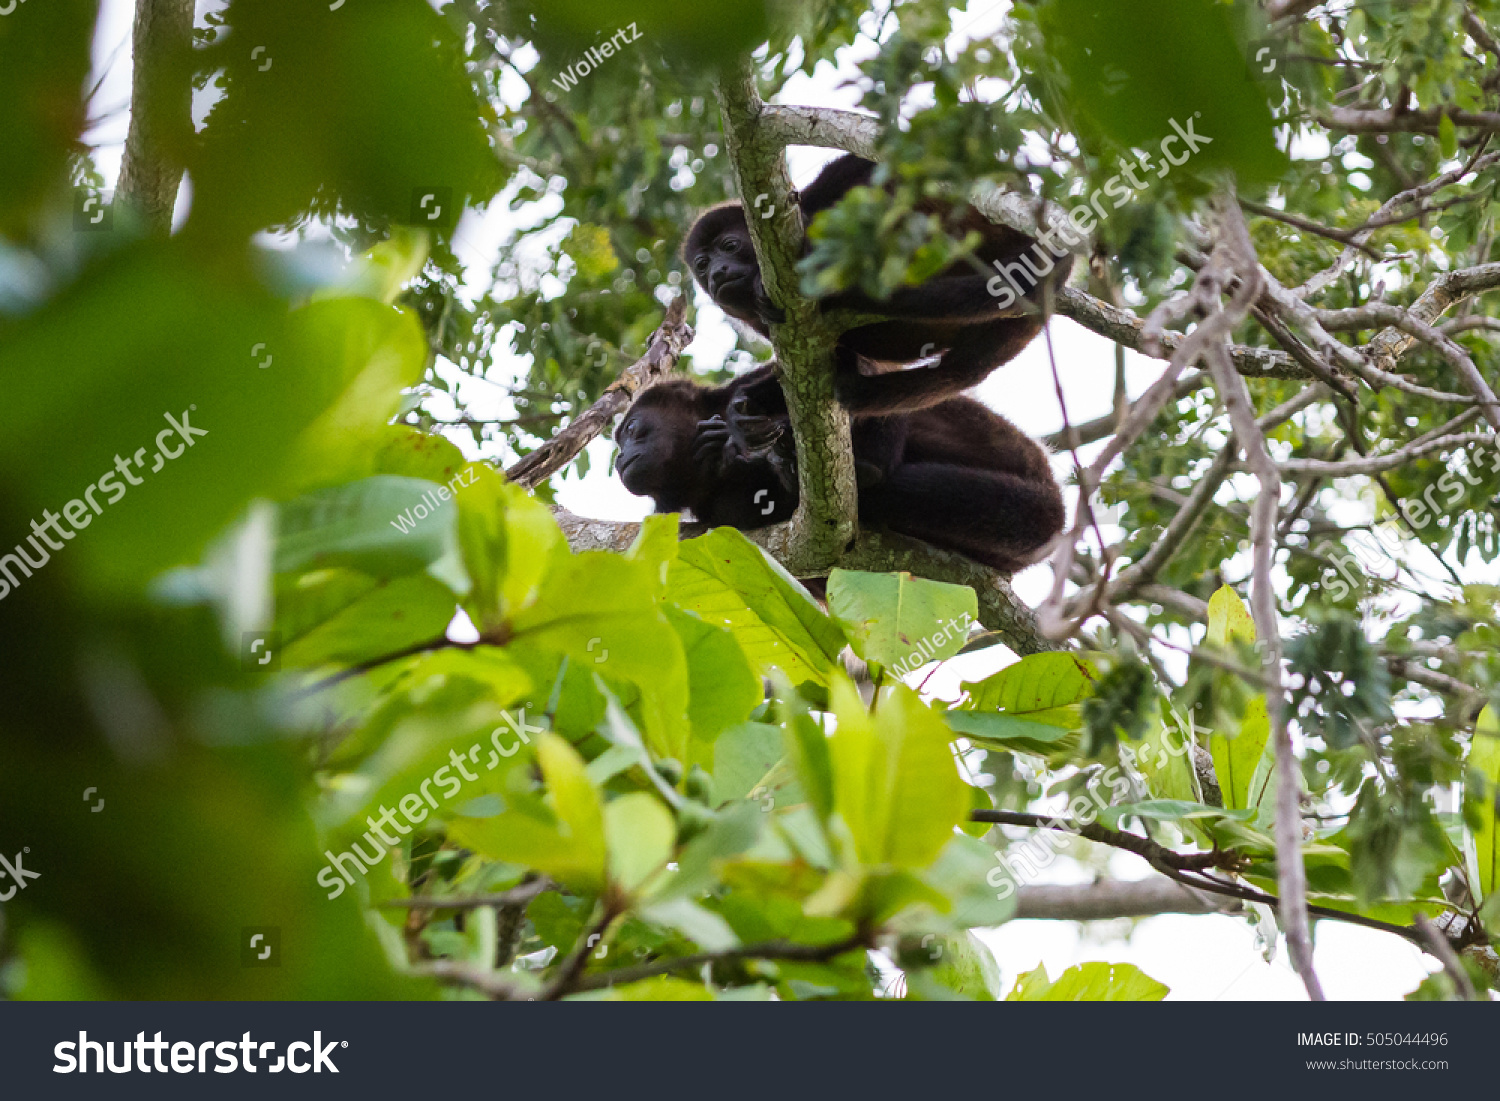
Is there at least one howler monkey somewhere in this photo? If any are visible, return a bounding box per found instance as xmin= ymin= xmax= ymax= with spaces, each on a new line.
xmin=614 ymin=364 xmax=1064 ymax=572
xmin=682 ymin=155 xmax=1072 ymax=416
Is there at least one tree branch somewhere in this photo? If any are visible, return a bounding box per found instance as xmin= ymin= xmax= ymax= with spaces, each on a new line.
xmin=504 ymin=297 xmax=693 ymax=489
xmin=117 ymin=0 xmax=195 ymax=233
xmin=1012 ymin=878 xmax=1241 ymax=920
xmin=1207 ymin=195 xmax=1323 ymax=1001
xmin=715 ymin=61 xmax=859 ymax=569
xmin=759 ymin=105 xmax=879 ymax=159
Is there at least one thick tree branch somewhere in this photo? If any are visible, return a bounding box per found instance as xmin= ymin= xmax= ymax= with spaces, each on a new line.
xmin=1012 ymin=878 xmax=1241 ymax=920
xmin=759 ymin=105 xmax=879 ymax=159
xmin=715 ymin=62 xmax=859 ymax=569
xmin=117 ymin=0 xmax=195 ymax=233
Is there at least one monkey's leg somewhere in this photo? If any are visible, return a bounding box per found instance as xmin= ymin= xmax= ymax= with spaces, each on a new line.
xmin=858 ymin=462 xmax=1064 ymax=571
xmin=834 ymin=318 xmax=1043 ymax=415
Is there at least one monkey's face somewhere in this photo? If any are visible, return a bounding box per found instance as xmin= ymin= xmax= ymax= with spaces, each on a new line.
xmin=689 ymin=223 xmax=759 ymax=321
xmin=615 ymin=402 xmax=695 ymax=506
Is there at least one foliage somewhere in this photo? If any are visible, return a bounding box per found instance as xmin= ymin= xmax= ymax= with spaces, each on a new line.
xmin=1 ymin=0 xmax=1497 ymax=1002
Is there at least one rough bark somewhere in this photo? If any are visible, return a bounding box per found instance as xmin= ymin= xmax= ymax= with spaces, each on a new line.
xmin=117 ymin=0 xmax=196 ymax=234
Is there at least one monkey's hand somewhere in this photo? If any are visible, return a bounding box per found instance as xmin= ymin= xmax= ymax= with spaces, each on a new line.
xmin=692 ymin=415 xmax=743 ymax=476
xmin=726 ymin=392 xmax=785 ymax=450
xmin=725 ymin=395 xmax=797 ymax=492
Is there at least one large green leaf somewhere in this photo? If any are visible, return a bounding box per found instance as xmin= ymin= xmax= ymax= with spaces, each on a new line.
xmin=663 ymin=605 xmax=762 ymax=747
xmin=1130 ymin=702 xmax=1202 ymax=805
xmin=961 ymin=652 xmax=1097 ymax=715
xmin=825 ymin=569 xmax=976 ymax=671
xmin=0 ymin=251 xmax=428 ymax=599
xmin=951 ymin=652 xmax=1096 ymax=757
xmin=714 ymin=722 xmax=788 ymax=804
xmin=1205 ymin=584 xmax=1256 ymax=648
xmin=276 ymin=476 xmax=467 ymax=586
xmin=0 ymin=0 xmax=95 ymax=234
xmin=1467 ymin=704 xmax=1500 ymax=904
xmin=1007 ymin=961 xmax=1169 ymax=1001
xmin=667 ymin=528 xmax=847 ymax=685
xmin=512 ymin=552 xmax=690 ymax=761
xmin=281 ymin=573 xmax=459 ymax=669
xmin=903 ymin=931 xmax=1003 ymax=1001
xmin=192 ymin=0 xmax=501 ymax=236
xmin=828 ymin=680 xmax=967 ymax=869
xmin=1209 ymin=694 xmax=1272 ymax=814
xmin=456 ymin=466 xmax=565 ymax=630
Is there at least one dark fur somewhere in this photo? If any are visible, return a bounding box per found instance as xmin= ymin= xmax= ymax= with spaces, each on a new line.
xmin=682 ymin=155 xmax=1073 ymax=416
xmin=614 ymin=364 xmax=1065 ymax=572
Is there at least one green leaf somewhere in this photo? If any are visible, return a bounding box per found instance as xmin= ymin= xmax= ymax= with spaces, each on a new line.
xmin=825 ymin=569 xmax=976 ymax=671
xmin=1466 ymin=704 xmax=1500 ymax=904
xmin=914 ymin=833 xmax=1018 ymax=930
xmin=904 ymin=932 xmax=1003 ymax=1000
xmin=276 ymin=476 xmax=467 ymax=588
xmin=280 ymin=573 xmax=458 ymax=669
xmin=667 ymin=528 xmax=847 ymax=684
xmin=1440 ymin=113 xmax=1459 ymax=160
xmin=605 ymin=793 xmax=676 ymax=895
xmin=447 ymin=732 xmax=606 ymax=893
xmin=512 ymin=552 xmax=690 ymax=761
xmin=663 ymin=605 xmax=762 ymax=747
xmin=943 ymin=711 xmax=1077 ymax=758
xmin=961 ymin=652 xmax=1097 ymax=714
xmin=1007 ymin=961 xmax=1169 ymax=1001
xmin=714 ymin=722 xmax=788 ymax=804
xmin=1130 ymin=702 xmax=1201 ymax=804
xmin=627 ymin=513 xmax=681 ymax=595
xmin=456 ymin=466 xmax=564 ymax=630
xmin=1206 ymin=584 xmax=1256 ymax=648
xmin=785 ymin=711 xmax=836 ymax=823
xmin=1038 ymin=0 xmax=1286 ymax=184
xmin=636 ymin=897 xmax=738 ymax=952
xmin=0 ymin=255 xmax=428 ymax=599
xmin=828 ymin=680 xmax=967 ymax=869
xmin=587 ymin=976 xmax=715 ymax=1001
xmin=1209 ymin=695 xmax=1272 ymax=813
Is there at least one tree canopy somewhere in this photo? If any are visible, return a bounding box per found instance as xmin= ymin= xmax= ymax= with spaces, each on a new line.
xmin=0 ymin=0 xmax=1497 ymax=1002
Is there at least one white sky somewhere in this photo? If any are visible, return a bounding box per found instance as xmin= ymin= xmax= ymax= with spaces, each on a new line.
xmin=79 ymin=0 xmax=1452 ymax=999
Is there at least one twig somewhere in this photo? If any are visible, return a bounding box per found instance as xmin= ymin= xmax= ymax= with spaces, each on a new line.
xmin=1415 ymin=915 xmax=1479 ymax=999
xmin=377 ymin=879 xmax=552 ymax=911
xmin=972 ymin=810 xmax=1238 ymax=873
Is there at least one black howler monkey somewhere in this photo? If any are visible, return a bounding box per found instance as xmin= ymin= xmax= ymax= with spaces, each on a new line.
xmin=614 ymin=363 xmax=1065 ymax=573
xmin=682 ymin=154 xmax=1072 ymax=416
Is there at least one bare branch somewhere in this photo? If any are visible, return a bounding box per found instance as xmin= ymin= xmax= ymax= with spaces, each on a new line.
xmin=1013 ymin=878 xmax=1240 ymax=920
xmin=1207 ymin=196 xmax=1323 ymax=1001
xmin=1415 ymin=914 xmax=1480 ymax=1000
xmin=504 ymin=297 xmax=692 ymax=489
xmin=758 ymin=105 xmax=879 ymax=159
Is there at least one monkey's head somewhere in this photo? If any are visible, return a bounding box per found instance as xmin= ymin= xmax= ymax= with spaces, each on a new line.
xmin=614 ymin=381 xmax=707 ymax=511
xmin=682 ymin=203 xmax=765 ymax=332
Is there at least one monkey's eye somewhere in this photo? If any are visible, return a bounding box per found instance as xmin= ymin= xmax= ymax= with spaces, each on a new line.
xmin=722 ymin=238 xmax=739 ymax=254
xmin=694 ymin=255 xmax=709 ymax=273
